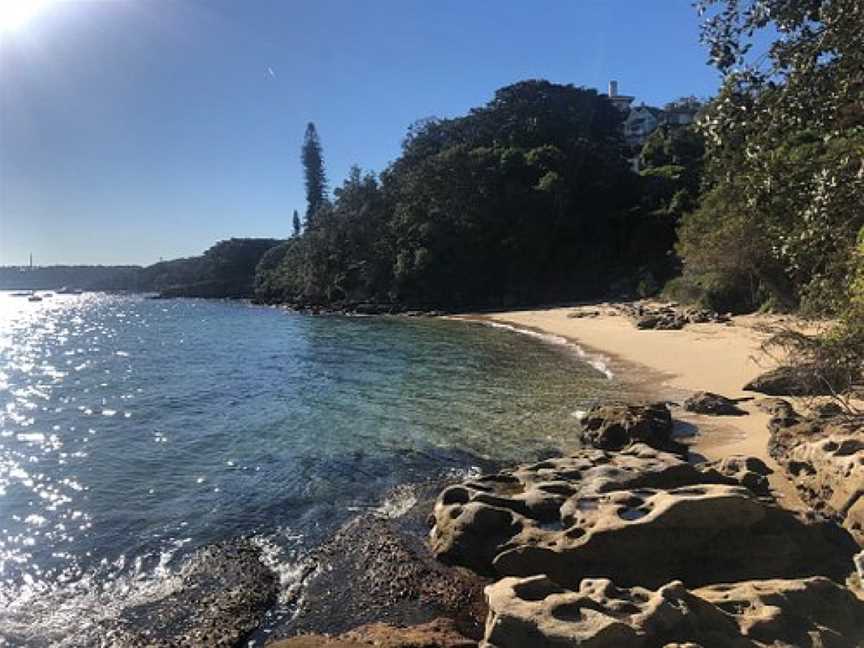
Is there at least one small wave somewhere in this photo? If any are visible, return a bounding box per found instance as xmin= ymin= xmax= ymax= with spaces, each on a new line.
xmin=373 ymin=483 xmax=419 ymax=519
xmin=480 ymin=320 xmax=614 ymax=379
xmin=251 ymin=534 xmax=314 ymax=606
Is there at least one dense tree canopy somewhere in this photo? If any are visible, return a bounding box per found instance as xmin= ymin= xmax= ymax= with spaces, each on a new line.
xmin=257 ymin=80 xmax=686 ymax=308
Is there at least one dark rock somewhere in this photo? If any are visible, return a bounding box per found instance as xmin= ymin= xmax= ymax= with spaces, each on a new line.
xmin=683 ymin=391 xmax=747 ymax=416
xmin=635 ymin=313 xmax=686 ymax=330
xmin=580 ymin=402 xmax=687 ymax=455
xmin=744 ymin=365 xmax=845 ymax=397
xmin=616 ymin=302 xmax=730 ymax=331
xmin=280 ymin=513 xmax=487 ymax=641
xmin=111 ymin=538 xmax=278 ymax=647
xmin=810 ymin=401 xmax=847 ymax=418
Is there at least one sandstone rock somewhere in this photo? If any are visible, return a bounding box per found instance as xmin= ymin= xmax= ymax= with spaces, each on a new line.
xmin=579 ymin=402 xmax=686 ymax=455
xmin=269 ymin=618 xmax=475 ymax=647
xmin=111 ymin=538 xmax=278 ymax=647
xmin=430 ymin=444 xmax=857 ymax=589
xmin=481 ymin=575 xmax=864 ymax=648
xmin=696 ymin=577 xmax=864 ymax=646
xmin=683 ymin=391 xmax=747 ymax=416
xmin=768 ymin=403 xmax=864 ymax=546
xmin=705 ymin=455 xmax=772 ymax=497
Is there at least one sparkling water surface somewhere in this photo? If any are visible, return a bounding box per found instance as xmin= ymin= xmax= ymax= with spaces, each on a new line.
xmin=0 ymin=292 xmax=618 ymax=645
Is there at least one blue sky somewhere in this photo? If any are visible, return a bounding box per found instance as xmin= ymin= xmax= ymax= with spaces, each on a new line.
xmin=0 ymin=0 xmax=724 ymax=266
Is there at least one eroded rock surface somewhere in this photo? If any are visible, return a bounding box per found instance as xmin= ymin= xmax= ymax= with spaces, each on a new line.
xmin=767 ymin=400 xmax=864 ymax=546
xmin=481 ymin=574 xmax=864 ymax=648
xmin=579 ymin=402 xmax=686 ymax=455
xmin=703 ymin=455 xmax=772 ymax=497
xmin=110 ymin=538 xmax=278 ymax=648
xmin=430 ymin=444 xmax=857 ymax=589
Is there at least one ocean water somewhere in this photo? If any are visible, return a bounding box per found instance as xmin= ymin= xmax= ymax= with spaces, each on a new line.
xmin=0 ymin=293 xmax=618 ymax=646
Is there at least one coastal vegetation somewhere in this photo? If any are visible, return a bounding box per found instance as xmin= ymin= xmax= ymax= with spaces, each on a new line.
xmin=256 ymin=82 xmax=682 ymax=308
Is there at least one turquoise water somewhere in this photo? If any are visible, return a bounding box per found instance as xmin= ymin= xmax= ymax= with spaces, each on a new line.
xmin=0 ymin=293 xmax=618 ymax=645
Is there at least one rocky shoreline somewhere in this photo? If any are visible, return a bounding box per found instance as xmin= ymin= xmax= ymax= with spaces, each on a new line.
xmin=109 ymin=397 xmax=864 ymax=647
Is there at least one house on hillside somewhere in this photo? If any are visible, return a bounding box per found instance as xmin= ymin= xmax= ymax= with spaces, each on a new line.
xmin=604 ymin=81 xmax=702 ymax=170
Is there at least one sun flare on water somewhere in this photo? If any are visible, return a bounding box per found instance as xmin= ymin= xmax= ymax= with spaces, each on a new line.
xmin=0 ymin=0 xmax=57 ymax=33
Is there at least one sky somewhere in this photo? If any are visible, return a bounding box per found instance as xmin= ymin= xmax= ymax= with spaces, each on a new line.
xmin=0 ymin=0 xmax=726 ymax=266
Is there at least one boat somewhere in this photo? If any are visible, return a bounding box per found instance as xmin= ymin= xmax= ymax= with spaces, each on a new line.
xmin=56 ymin=286 xmax=83 ymax=295
xmin=10 ymin=290 xmax=32 ymax=297
xmin=28 ymin=294 xmax=43 ymax=302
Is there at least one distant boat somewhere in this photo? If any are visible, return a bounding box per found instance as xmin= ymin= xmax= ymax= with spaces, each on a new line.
xmin=11 ymin=291 xmax=33 ymax=297
xmin=56 ymin=286 xmax=83 ymax=295
xmin=42 ymin=292 xmax=54 ymax=298
xmin=28 ymin=295 xmax=43 ymax=302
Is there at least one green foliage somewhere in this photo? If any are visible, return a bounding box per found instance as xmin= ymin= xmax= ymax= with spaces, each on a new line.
xmin=678 ymin=0 xmax=864 ymax=315
xmin=260 ymin=80 xmax=682 ymax=308
xmin=142 ymin=238 xmax=282 ymax=297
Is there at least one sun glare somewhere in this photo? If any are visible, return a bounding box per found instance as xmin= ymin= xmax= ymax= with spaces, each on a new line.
xmin=0 ymin=0 xmax=56 ymax=33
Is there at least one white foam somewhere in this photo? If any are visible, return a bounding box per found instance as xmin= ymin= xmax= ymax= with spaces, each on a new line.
xmin=373 ymin=484 xmax=418 ymax=519
xmin=480 ymin=320 xmax=614 ymax=379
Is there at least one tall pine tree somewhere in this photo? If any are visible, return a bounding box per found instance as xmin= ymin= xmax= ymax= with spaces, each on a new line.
xmin=301 ymin=122 xmax=327 ymax=221
xmin=292 ymin=209 xmax=301 ymax=237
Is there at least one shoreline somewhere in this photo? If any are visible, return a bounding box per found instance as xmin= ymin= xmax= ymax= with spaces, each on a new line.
xmin=451 ymin=305 xmax=808 ymax=509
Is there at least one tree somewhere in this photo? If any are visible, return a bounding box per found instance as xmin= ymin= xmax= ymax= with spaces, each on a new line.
xmin=258 ymin=80 xmax=661 ymax=308
xmin=302 ymin=122 xmax=328 ymax=220
xmin=676 ymin=0 xmax=864 ymax=313
xmin=292 ymin=209 xmax=301 ymax=237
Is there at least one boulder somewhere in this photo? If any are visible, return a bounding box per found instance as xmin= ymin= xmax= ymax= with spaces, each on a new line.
xmin=767 ymin=403 xmax=864 ymax=546
xmin=579 ymin=402 xmax=686 ymax=455
xmin=481 ymin=575 xmax=864 ymax=648
xmin=683 ymin=391 xmax=747 ymax=416
xmin=616 ymin=302 xmax=730 ymax=331
xmin=429 ymin=444 xmax=857 ymax=589
xmin=111 ymin=538 xmax=278 ymax=647
xmin=744 ymin=365 xmax=844 ymax=397
xmin=635 ymin=313 xmax=686 ymax=330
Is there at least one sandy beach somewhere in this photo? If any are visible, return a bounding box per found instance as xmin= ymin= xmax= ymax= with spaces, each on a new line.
xmin=456 ymin=304 xmax=812 ymax=509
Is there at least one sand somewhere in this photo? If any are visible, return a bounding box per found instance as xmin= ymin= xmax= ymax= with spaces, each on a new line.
xmin=454 ymin=305 xmax=810 ymax=509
